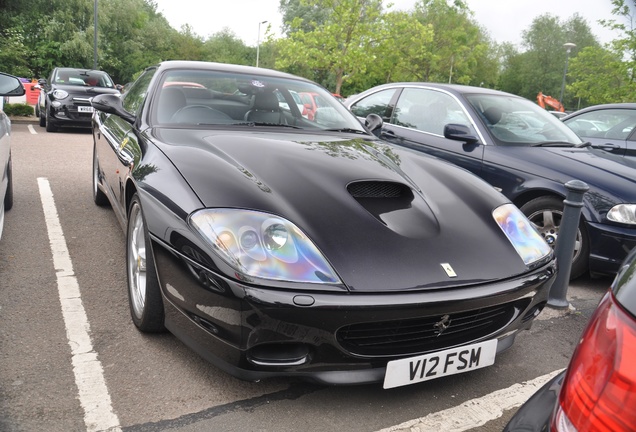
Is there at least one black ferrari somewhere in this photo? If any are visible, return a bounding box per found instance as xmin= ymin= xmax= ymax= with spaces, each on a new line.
xmin=90 ymin=61 xmax=556 ymax=388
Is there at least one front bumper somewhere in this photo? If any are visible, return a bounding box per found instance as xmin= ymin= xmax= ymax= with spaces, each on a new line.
xmin=48 ymin=99 xmax=93 ymax=128
xmin=154 ymin=241 xmax=556 ymax=385
xmin=587 ymin=221 xmax=636 ymax=275
xmin=503 ymin=371 xmax=564 ymax=431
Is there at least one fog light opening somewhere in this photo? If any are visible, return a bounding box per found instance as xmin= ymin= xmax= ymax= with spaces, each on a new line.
xmin=522 ymin=301 xmax=547 ymax=322
xmin=248 ymin=343 xmax=310 ymax=367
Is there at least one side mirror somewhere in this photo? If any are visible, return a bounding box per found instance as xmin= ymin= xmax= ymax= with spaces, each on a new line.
xmin=365 ymin=113 xmax=383 ymax=137
xmin=444 ymin=123 xmax=479 ymax=144
xmin=0 ymin=73 xmax=26 ymax=97
xmin=38 ymin=78 xmax=47 ymax=86
xmin=91 ymin=94 xmax=135 ymax=124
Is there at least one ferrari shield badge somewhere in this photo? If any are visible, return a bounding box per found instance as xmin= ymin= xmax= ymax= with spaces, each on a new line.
xmin=441 ymin=263 xmax=457 ymax=278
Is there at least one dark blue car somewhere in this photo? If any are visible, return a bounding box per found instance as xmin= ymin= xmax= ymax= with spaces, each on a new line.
xmin=345 ymin=83 xmax=636 ymax=279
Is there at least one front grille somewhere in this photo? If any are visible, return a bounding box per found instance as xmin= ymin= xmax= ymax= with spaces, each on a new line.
xmin=336 ymin=299 xmax=530 ymax=357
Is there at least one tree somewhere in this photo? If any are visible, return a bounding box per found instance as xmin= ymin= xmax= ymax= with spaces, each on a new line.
xmin=408 ymin=0 xmax=497 ymax=86
xmin=276 ymin=0 xmax=384 ymax=94
xmin=567 ymin=0 xmax=636 ymax=104
xmin=498 ymin=13 xmax=600 ymax=109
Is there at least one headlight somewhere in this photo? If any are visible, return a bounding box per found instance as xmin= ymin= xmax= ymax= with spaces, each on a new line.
xmin=607 ymin=204 xmax=636 ymax=225
xmin=52 ymin=89 xmax=68 ymax=99
xmin=189 ymin=209 xmax=341 ymax=284
xmin=493 ymin=204 xmax=552 ymax=266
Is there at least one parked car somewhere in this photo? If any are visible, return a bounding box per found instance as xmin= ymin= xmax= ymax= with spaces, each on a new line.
xmin=0 ymin=72 xmax=25 ymax=240
xmin=561 ymin=103 xmax=636 ymax=158
xmin=90 ymin=60 xmax=557 ymax=387
xmin=37 ymin=67 xmax=120 ymax=132
xmin=345 ymin=83 xmax=636 ymax=279
xmin=504 ymin=245 xmax=636 ymax=432
xmin=298 ymin=91 xmax=329 ymax=120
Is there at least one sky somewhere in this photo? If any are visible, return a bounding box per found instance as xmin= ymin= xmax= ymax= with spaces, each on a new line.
xmin=152 ymin=0 xmax=622 ymax=47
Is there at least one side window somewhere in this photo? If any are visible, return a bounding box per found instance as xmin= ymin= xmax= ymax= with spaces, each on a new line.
xmin=349 ymin=89 xmax=396 ymax=120
xmin=393 ymin=88 xmax=469 ymax=136
xmin=121 ymin=68 xmax=156 ymax=116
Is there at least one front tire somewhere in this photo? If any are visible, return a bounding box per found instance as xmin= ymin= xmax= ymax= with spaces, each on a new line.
xmin=127 ymin=193 xmax=165 ymax=332
xmin=520 ymin=196 xmax=589 ymax=280
xmin=45 ymin=109 xmax=57 ymax=132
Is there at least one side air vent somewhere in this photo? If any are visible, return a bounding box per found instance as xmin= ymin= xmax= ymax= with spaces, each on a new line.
xmin=347 ymin=181 xmax=411 ymax=199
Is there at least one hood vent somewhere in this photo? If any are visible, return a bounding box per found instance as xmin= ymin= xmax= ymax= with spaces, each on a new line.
xmin=347 ymin=181 xmax=411 ymax=199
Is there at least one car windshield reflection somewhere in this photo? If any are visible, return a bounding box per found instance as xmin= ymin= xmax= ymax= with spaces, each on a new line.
xmin=465 ymin=94 xmax=582 ymax=146
xmin=152 ymin=69 xmax=365 ymax=133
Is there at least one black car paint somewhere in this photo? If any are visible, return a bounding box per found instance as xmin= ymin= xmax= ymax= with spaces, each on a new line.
xmin=91 ymin=61 xmax=557 ymax=385
xmin=346 ymin=83 xmax=636 ymax=277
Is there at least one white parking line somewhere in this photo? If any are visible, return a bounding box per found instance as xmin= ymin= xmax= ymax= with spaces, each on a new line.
xmin=27 ymin=124 xmax=37 ymax=134
xmin=377 ymin=369 xmax=563 ymax=432
xmin=37 ymin=178 xmax=121 ymax=432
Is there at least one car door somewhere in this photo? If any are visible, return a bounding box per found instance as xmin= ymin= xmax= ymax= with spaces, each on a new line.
xmin=375 ymin=86 xmax=486 ymax=177
xmin=95 ymin=68 xmax=155 ymax=222
xmin=563 ymin=108 xmax=636 ymax=157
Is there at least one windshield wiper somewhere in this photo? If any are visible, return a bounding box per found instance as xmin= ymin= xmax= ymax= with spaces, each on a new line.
xmin=323 ymin=128 xmax=368 ymax=135
xmin=575 ymin=141 xmax=592 ymax=148
xmin=530 ymin=141 xmax=577 ymax=147
xmin=230 ymin=122 xmax=302 ymax=128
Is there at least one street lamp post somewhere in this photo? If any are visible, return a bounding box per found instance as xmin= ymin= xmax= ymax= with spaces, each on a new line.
xmin=256 ymin=20 xmax=268 ymax=68
xmin=93 ymin=0 xmax=98 ymax=69
xmin=559 ymin=42 xmax=576 ymax=105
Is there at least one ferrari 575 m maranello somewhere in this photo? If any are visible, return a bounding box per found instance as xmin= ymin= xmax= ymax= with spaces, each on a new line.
xmin=90 ymin=61 xmax=556 ymax=388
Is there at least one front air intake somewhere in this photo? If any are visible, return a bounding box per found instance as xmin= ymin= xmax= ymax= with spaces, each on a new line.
xmin=347 ymin=181 xmax=411 ymax=199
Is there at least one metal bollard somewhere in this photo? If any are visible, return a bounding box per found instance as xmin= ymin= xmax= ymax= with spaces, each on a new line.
xmin=548 ymin=180 xmax=589 ymax=309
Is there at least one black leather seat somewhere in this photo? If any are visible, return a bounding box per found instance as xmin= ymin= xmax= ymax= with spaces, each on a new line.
xmin=157 ymin=87 xmax=187 ymax=123
xmin=244 ymin=92 xmax=283 ymax=123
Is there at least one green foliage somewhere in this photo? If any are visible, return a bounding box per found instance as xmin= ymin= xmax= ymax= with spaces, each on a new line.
xmin=0 ymin=0 xmax=632 ymax=107
xmin=497 ymin=13 xmax=601 ymax=109
xmin=276 ymin=0 xmax=385 ymax=94
xmin=3 ymin=103 xmax=35 ymax=117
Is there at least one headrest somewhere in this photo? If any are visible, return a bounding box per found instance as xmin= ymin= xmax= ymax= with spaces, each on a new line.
xmin=252 ymin=92 xmax=279 ymax=111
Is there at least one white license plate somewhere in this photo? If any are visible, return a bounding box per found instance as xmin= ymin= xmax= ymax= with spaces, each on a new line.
xmin=78 ymin=106 xmax=93 ymax=113
xmin=383 ymin=339 xmax=498 ymax=389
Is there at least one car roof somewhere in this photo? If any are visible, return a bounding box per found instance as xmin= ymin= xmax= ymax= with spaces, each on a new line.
xmin=357 ymin=82 xmax=515 ymax=98
xmin=561 ymin=103 xmax=636 ymax=120
xmin=153 ymin=60 xmax=314 ymax=83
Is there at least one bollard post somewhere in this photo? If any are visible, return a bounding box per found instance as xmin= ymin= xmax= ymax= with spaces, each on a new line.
xmin=547 ymin=180 xmax=589 ymax=309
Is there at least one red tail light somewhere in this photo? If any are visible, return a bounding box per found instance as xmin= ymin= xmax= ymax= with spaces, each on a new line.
xmin=553 ymin=290 xmax=636 ymax=432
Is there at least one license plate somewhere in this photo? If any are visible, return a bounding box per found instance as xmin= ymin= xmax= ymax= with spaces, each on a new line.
xmin=78 ymin=106 xmax=93 ymax=113
xmin=383 ymin=339 xmax=498 ymax=389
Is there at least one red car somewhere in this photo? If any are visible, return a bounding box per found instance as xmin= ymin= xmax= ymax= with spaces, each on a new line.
xmin=299 ymin=91 xmax=329 ymax=121
xmin=504 ymin=246 xmax=636 ymax=431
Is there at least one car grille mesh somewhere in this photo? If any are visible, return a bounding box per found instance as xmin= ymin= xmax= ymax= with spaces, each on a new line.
xmin=347 ymin=181 xmax=409 ymax=198
xmin=336 ymin=299 xmax=529 ymax=357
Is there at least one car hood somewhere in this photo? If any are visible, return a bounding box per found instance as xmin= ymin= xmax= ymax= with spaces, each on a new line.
xmin=490 ymin=146 xmax=636 ymax=201
xmin=150 ymin=128 xmax=543 ymax=292
xmin=49 ymin=84 xmax=119 ymax=96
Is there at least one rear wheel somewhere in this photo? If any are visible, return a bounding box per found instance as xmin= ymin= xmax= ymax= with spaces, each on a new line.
xmin=520 ymin=196 xmax=589 ymax=279
xmin=92 ymin=143 xmax=109 ymax=206
xmin=4 ymin=155 xmax=13 ymax=211
xmin=39 ymin=107 xmax=45 ymax=127
xmin=127 ymin=193 xmax=165 ymax=332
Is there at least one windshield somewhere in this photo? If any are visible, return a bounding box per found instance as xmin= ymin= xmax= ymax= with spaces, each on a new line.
xmin=465 ymin=94 xmax=583 ymax=146
xmin=152 ymin=69 xmax=366 ymax=132
xmin=54 ymin=68 xmax=115 ymax=88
